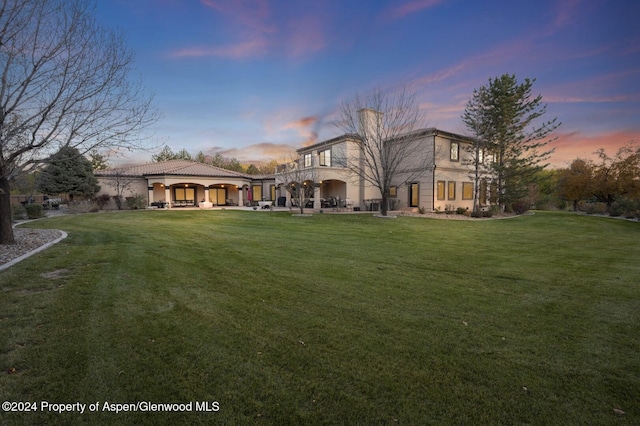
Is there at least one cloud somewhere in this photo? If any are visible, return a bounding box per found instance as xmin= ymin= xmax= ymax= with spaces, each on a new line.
xmin=169 ymin=39 xmax=269 ymax=59
xmin=282 ymin=116 xmax=319 ymax=146
xmin=384 ymin=0 xmax=444 ymax=21
xmin=551 ymin=0 xmax=582 ymax=30
xmin=545 ymin=69 xmax=640 ymax=104
xmin=549 ymin=130 xmax=640 ymax=167
xmin=169 ymin=0 xmax=328 ymax=60
xmin=200 ymin=0 xmax=275 ymax=34
xmin=207 ymin=142 xmax=297 ymax=162
xmin=286 ymin=15 xmax=326 ymax=58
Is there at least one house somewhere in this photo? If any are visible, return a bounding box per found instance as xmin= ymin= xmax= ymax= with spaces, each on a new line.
xmin=274 ymin=109 xmax=495 ymax=212
xmin=95 ymin=160 xmax=276 ymax=208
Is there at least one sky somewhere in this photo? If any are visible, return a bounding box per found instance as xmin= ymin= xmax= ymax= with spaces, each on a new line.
xmin=94 ymin=0 xmax=640 ymax=169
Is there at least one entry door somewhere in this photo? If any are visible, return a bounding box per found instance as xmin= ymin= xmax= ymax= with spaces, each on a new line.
xmin=409 ymin=183 xmax=419 ymax=207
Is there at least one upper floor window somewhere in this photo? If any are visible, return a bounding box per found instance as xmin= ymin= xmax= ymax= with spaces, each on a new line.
xmin=450 ymin=141 xmax=459 ymax=162
xmin=304 ymin=153 xmax=312 ymax=168
xmin=478 ymin=148 xmax=484 ymax=164
xmin=319 ymin=149 xmax=331 ymax=167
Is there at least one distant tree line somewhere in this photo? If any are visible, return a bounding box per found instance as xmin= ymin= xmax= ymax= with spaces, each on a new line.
xmin=558 ymin=144 xmax=640 ymax=217
xmin=151 ymin=145 xmax=278 ymax=175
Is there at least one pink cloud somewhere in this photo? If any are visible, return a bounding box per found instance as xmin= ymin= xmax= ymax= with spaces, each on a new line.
xmin=385 ymin=0 xmax=444 ymax=21
xmin=545 ymin=69 xmax=640 ymax=104
xmin=282 ymin=116 xmax=319 ymax=146
xmin=209 ymin=142 xmax=297 ymax=162
xmin=551 ymin=0 xmax=582 ymax=30
xmin=200 ymin=0 xmax=275 ymax=34
xmin=286 ymin=15 xmax=326 ymax=58
xmin=549 ymin=130 xmax=640 ymax=168
xmin=169 ymin=39 xmax=269 ymax=59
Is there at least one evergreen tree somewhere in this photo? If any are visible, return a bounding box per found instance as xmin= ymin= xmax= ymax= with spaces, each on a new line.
xmin=151 ymin=145 xmax=179 ymax=162
xmin=38 ymin=147 xmax=100 ymax=200
xmin=464 ymin=74 xmax=560 ymax=210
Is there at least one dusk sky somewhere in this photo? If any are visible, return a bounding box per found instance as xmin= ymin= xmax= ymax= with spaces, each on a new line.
xmin=95 ymin=0 xmax=639 ymax=168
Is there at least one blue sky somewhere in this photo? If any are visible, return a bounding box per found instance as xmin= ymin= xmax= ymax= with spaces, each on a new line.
xmin=95 ymin=0 xmax=639 ymax=168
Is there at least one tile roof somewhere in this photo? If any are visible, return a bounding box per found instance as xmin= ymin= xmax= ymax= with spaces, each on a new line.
xmin=96 ymin=160 xmax=249 ymax=178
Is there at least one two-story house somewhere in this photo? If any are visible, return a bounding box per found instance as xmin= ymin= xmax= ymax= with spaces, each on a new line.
xmin=275 ymin=109 xmax=494 ymax=212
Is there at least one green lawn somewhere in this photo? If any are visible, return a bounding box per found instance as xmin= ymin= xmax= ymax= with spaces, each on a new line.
xmin=1 ymin=210 xmax=638 ymax=425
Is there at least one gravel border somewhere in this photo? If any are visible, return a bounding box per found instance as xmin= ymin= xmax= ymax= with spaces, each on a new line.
xmin=0 ymin=226 xmax=67 ymax=271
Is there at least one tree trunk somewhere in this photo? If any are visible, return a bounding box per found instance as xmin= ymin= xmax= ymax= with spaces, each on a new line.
xmin=0 ymin=174 xmax=16 ymax=245
xmin=380 ymin=192 xmax=388 ymax=216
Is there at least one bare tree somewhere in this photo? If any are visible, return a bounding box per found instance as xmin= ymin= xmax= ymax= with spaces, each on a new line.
xmin=335 ymin=86 xmax=430 ymax=216
xmin=276 ymin=156 xmax=319 ymax=214
xmin=0 ymin=0 xmax=159 ymax=244
xmin=101 ymin=168 xmax=139 ymax=210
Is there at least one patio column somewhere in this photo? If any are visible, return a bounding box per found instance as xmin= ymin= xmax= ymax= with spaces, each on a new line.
xmin=165 ymin=186 xmax=171 ymax=208
xmin=204 ymin=187 xmax=210 ymax=203
xmin=147 ymin=186 xmax=154 ymax=206
xmin=313 ymin=184 xmax=321 ymax=209
xmin=238 ymin=187 xmax=244 ymax=207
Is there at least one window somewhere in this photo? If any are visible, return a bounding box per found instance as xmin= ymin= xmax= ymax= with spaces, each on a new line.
xmin=319 ymin=149 xmax=331 ymax=166
xmin=478 ymin=149 xmax=484 ymax=164
xmin=462 ymin=182 xmax=473 ymax=200
xmin=333 ymin=143 xmax=347 ymax=167
xmin=252 ymin=185 xmax=262 ymax=201
xmin=270 ymin=184 xmax=276 ymax=201
xmin=450 ymin=141 xmax=459 ymax=162
xmin=480 ymin=179 xmax=487 ymax=205
xmin=409 ymin=183 xmax=419 ymax=207
xmin=174 ymin=187 xmax=194 ymax=202
xmin=304 ymin=153 xmax=312 ymax=168
xmin=448 ymin=181 xmax=456 ymax=200
xmin=437 ymin=181 xmax=445 ymax=200
xmin=389 ymin=186 xmax=397 ymax=197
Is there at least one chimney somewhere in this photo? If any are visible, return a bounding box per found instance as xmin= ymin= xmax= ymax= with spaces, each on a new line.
xmin=357 ymin=108 xmax=383 ymax=137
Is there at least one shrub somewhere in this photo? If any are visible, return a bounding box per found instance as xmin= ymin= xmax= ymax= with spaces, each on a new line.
xmin=456 ymin=207 xmax=467 ymax=215
xmin=24 ymin=203 xmax=44 ymax=219
xmin=578 ymin=202 xmax=607 ymax=215
xmin=417 ymin=206 xmax=427 ymax=214
xmin=95 ymin=193 xmax=112 ymax=210
xmin=125 ymin=194 xmax=146 ymax=210
xmin=471 ymin=208 xmax=493 ymax=218
xmin=511 ymin=199 xmax=530 ymax=215
xmin=610 ymin=198 xmax=640 ymax=218
xmin=113 ymin=195 xmax=123 ymax=210
xmin=12 ymin=205 xmax=27 ymax=221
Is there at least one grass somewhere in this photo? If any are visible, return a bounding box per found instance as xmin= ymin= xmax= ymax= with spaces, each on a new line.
xmin=1 ymin=210 xmax=638 ymax=425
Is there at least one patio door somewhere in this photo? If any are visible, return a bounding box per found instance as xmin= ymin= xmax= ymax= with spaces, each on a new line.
xmin=210 ymin=187 xmax=226 ymax=205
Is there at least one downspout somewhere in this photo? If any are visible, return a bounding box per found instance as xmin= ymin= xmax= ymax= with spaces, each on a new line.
xmin=432 ymin=133 xmax=437 ymax=212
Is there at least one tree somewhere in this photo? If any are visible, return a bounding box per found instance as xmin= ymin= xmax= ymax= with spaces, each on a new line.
xmin=90 ymin=150 xmax=110 ymax=171
xmin=0 ymin=0 xmax=158 ymax=244
xmin=276 ymin=156 xmax=319 ymax=214
xmin=558 ymin=159 xmax=594 ymax=211
xmin=151 ymin=145 xmax=192 ymax=162
xmin=101 ymin=168 xmax=139 ymax=210
xmin=591 ymin=144 xmax=640 ymax=208
xmin=245 ymin=164 xmax=259 ymax=175
xmin=461 ymin=86 xmax=492 ymax=214
xmin=464 ymin=74 xmax=560 ymax=211
xmin=335 ymin=86 xmax=430 ymax=216
xmin=37 ymin=146 xmax=99 ymax=200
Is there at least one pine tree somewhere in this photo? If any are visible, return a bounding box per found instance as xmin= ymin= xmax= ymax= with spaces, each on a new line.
xmin=464 ymin=74 xmax=560 ymax=211
xmin=38 ymin=147 xmax=100 ymax=200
